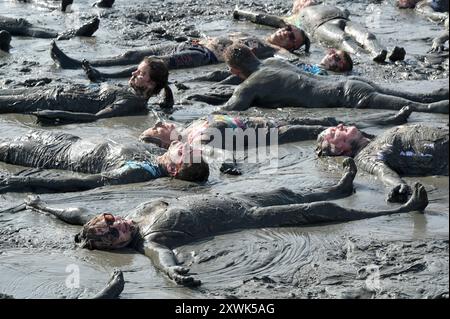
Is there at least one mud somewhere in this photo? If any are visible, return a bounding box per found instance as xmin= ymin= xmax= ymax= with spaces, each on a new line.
xmin=0 ymin=0 xmax=448 ymax=299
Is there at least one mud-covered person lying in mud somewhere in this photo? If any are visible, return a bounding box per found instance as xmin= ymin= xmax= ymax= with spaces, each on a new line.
xmin=0 ymin=57 xmax=174 ymax=124
xmin=139 ymin=106 xmax=414 ymax=149
xmin=192 ymin=44 xmax=448 ymax=114
xmin=0 ymin=14 xmax=98 ymax=40
xmin=316 ymin=123 xmax=449 ymax=203
xmin=0 ymin=131 xmax=209 ymax=193
xmin=233 ymin=0 xmax=406 ymax=63
xmin=22 ymin=158 xmax=430 ymax=286
xmin=49 ymin=24 xmax=310 ymax=80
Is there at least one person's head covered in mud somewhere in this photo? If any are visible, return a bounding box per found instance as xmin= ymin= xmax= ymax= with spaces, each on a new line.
xmin=140 ymin=121 xmax=179 ymax=148
xmin=267 ymin=25 xmax=310 ymax=53
xmin=129 ymin=57 xmax=174 ymax=109
xmin=158 ymin=141 xmax=210 ymax=182
xmin=224 ymin=43 xmax=263 ymax=80
xmin=75 ymin=213 xmax=138 ymax=250
xmin=320 ymin=48 xmax=353 ymax=72
xmin=315 ymin=124 xmax=371 ymax=157
xmin=396 ymin=0 xmax=421 ymax=8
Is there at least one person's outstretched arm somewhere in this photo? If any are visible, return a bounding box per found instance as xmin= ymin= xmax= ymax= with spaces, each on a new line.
xmin=0 ymin=172 xmax=108 ymax=193
xmin=355 ymin=149 xmax=412 ymax=203
xmin=240 ymin=158 xmax=357 ymax=207
xmin=250 ymin=182 xmax=428 ymax=227
xmin=142 ymin=239 xmax=201 ymax=287
xmin=32 ymin=97 xmax=147 ymax=124
xmin=24 ymin=195 xmax=96 ymax=225
xmin=220 ymin=85 xmax=256 ymax=111
xmin=353 ymin=105 xmax=413 ymax=128
xmin=233 ymin=8 xmax=287 ymax=28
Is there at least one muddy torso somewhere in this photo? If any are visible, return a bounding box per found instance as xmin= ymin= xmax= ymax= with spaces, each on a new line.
xmin=289 ymin=5 xmax=349 ymax=34
xmin=355 ymin=124 xmax=449 ymax=176
xmin=0 ymin=16 xmax=31 ymax=34
xmin=234 ymin=58 xmax=340 ymax=109
xmin=202 ymin=35 xmax=277 ymax=61
xmin=128 ymin=194 xmax=254 ymax=248
xmin=0 ymin=130 xmax=163 ymax=174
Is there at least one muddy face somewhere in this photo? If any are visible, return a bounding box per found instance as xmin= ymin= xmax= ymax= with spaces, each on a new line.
xmin=268 ymin=26 xmax=304 ymax=51
xmin=75 ymin=214 xmax=137 ymax=250
xmin=129 ymin=61 xmax=156 ymax=98
xmin=318 ymin=124 xmax=364 ymax=156
xmin=320 ymin=49 xmax=350 ymax=72
xmin=140 ymin=122 xmax=177 ymax=148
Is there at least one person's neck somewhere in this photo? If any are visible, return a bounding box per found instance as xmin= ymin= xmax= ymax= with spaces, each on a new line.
xmin=156 ymin=156 xmax=170 ymax=176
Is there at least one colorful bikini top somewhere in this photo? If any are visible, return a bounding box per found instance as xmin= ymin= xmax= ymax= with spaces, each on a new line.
xmin=187 ymin=115 xmax=247 ymax=144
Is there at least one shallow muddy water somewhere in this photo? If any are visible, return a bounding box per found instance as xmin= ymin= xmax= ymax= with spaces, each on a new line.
xmin=0 ymin=0 xmax=448 ymax=299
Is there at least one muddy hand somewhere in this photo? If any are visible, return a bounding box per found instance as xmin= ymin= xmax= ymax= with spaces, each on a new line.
xmin=167 ymin=266 xmax=201 ymax=287
xmin=387 ymin=183 xmax=412 ymax=203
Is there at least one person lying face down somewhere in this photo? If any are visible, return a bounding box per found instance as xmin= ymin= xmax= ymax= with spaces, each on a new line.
xmin=234 ymin=0 xmax=406 ymax=63
xmin=139 ymin=107 xmax=414 ymax=149
xmin=195 ymin=46 xmax=353 ymax=83
xmin=316 ymin=123 xmax=449 ymax=203
xmin=23 ymin=160 xmax=430 ymax=286
xmin=0 ymin=15 xmax=99 ymax=40
xmin=212 ymin=44 xmax=448 ymax=113
xmin=0 ymin=131 xmax=209 ymax=193
xmin=0 ymin=57 xmax=174 ymax=124
xmin=48 ymin=24 xmax=310 ymax=81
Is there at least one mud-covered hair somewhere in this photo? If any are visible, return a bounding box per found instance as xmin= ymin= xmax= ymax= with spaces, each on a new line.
xmin=142 ymin=57 xmax=174 ymax=109
xmin=341 ymin=51 xmax=353 ymax=72
xmin=224 ymin=44 xmax=261 ymax=78
xmin=297 ymin=29 xmax=310 ymax=53
xmin=176 ymin=158 xmax=210 ymax=182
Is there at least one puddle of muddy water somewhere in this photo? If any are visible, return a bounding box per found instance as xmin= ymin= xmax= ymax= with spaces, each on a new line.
xmin=0 ymin=0 xmax=448 ymax=298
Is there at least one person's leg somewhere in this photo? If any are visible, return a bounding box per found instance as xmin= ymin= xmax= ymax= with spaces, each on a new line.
xmin=24 ymin=195 xmax=96 ymax=225
xmin=349 ymin=76 xmax=449 ymax=103
xmin=345 ymin=79 xmax=449 ymax=113
xmin=343 ymin=21 xmax=388 ymax=62
xmin=314 ymin=20 xmax=362 ymax=55
xmin=239 ymin=158 xmax=357 ymax=207
xmin=81 ymin=60 xmax=137 ymax=81
xmin=50 ymin=40 xmax=177 ymax=69
xmin=57 ymin=16 xmax=100 ymax=40
xmin=366 ymin=93 xmax=449 ymax=114
xmin=250 ymin=183 xmax=428 ymax=227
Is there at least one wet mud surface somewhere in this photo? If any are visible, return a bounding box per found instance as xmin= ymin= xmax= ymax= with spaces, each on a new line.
xmin=0 ymin=0 xmax=448 ymax=298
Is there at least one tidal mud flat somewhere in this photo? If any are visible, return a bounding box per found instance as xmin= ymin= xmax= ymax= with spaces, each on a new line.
xmin=0 ymin=0 xmax=448 ymax=299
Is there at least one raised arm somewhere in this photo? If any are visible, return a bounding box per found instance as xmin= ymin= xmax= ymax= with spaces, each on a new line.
xmin=142 ymin=239 xmax=201 ymax=286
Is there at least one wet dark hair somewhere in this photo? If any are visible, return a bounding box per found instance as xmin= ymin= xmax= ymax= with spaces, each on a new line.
xmin=177 ymin=159 xmax=210 ymax=182
xmin=142 ymin=57 xmax=174 ymax=109
xmin=224 ymin=44 xmax=261 ymax=78
xmin=341 ymin=51 xmax=353 ymax=72
xmin=297 ymin=29 xmax=310 ymax=53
